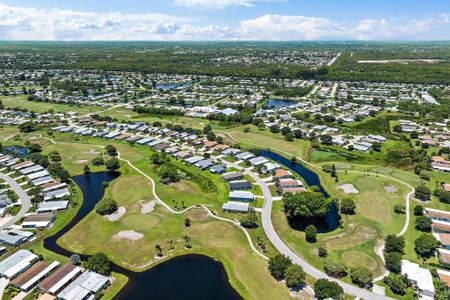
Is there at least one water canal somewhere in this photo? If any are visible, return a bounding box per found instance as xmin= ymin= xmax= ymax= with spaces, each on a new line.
xmin=264 ymin=98 xmax=299 ymax=108
xmin=43 ymin=171 xmax=242 ymax=300
xmin=260 ymin=150 xmax=340 ymax=233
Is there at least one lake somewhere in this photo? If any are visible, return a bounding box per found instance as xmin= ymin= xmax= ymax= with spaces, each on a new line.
xmin=264 ymin=98 xmax=299 ymax=108
xmin=43 ymin=171 xmax=242 ymax=300
xmin=2 ymin=145 xmax=28 ymax=158
xmin=156 ymin=81 xmax=196 ymax=90
xmin=260 ymin=150 xmax=340 ymax=232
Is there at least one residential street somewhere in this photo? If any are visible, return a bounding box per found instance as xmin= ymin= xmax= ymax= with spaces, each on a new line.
xmin=0 ymin=172 xmax=31 ymax=231
xmin=221 ymin=159 xmax=394 ymax=300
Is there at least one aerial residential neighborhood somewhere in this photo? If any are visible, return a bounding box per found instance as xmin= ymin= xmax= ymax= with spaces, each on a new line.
xmin=0 ymin=1 xmax=448 ymax=300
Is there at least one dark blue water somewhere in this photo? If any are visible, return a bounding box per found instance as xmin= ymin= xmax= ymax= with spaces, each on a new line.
xmin=2 ymin=145 xmax=28 ymax=158
xmin=157 ymin=81 xmax=195 ymax=90
xmin=115 ymin=255 xmax=242 ymax=300
xmin=43 ymin=172 xmax=242 ymax=300
xmin=260 ymin=150 xmax=340 ymax=232
xmin=43 ymin=171 xmax=120 ymax=257
xmin=264 ymin=98 xmax=298 ymax=108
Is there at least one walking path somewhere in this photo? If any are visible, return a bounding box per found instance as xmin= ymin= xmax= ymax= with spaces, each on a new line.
xmin=0 ymin=173 xmax=31 ymax=231
xmin=41 ymin=135 xmax=268 ymax=260
xmin=218 ymin=132 xmax=417 ymax=299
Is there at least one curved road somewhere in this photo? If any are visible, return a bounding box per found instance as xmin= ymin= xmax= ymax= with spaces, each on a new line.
xmin=0 ymin=172 xmax=31 ymax=230
xmin=221 ymin=158 xmax=395 ymax=300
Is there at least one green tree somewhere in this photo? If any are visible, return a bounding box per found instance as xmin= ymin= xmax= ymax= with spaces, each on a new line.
xmin=414 ymin=205 xmax=424 ymax=216
xmin=282 ymin=192 xmax=330 ymax=219
xmin=414 ymin=233 xmax=439 ymax=258
xmin=314 ymin=279 xmax=343 ymax=300
xmin=105 ymin=144 xmax=118 ymax=156
xmin=49 ymin=150 xmax=61 ymax=162
xmin=415 ymin=216 xmax=432 ymax=232
xmin=383 ymin=275 xmax=409 ymax=295
xmin=305 ymin=225 xmax=317 ymax=243
xmin=95 ymin=197 xmax=118 ymax=215
xmin=150 ymin=152 xmax=168 ymax=165
xmin=284 ymin=264 xmax=305 ymax=289
xmin=105 ymin=158 xmax=120 ymax=172
xmin=18 ymin=122 xmax=37 ymax=133
xmin=268 ymin=254 xmax=292 ymax=281
xmin=92 ymin=156 xmax=104 ymax=166
xmin=385 ymin=235 xmax=405 ymax=254
xmin=350 ymin=267 xmax=373 ymax=287
xmin=84 ymin=252 xmax=111 ymax=276
xmin=340 ymin=198 xmax=356 ymax=214
xmin=240 ymin=211 xmax=258 ymax=228
xmin=83 ymin=165 xmax=91 ymax=174
xmin=415 ymin=183 xmax=431 ymax=201
xmin=28 ymin=143 xmax=42 ymax=153
xmin=384 ymin=252 xmax=402 ymax=274
xmin=324 ymin=260 xmax=347 ymax=278
xmin=157 ymin=163 xmax=181 ymax=184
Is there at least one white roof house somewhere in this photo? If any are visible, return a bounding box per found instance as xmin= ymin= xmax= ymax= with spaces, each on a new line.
xmin=19 ymin=261 xmax=60 ymax=292
xmin=401 ymin=259 xmax=434 ymax=298
xmin=37 ymin=201 xmax=69 ymax=213
xmin=222 ymin=201 xmax=250 ymax=213
xmin=248 ymin=156 xmax=269 ymax=166
xmin=27 ymin=170 xmax=50 ymax=181
xmin=58 ymin=271 xmax=109 ymax=300
xmin=0 ymin=249 xmax=38 ymax=279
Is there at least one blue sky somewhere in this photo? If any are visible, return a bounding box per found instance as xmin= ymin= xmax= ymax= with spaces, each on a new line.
xmin=0 ymin=0 xmax=449 ymax=40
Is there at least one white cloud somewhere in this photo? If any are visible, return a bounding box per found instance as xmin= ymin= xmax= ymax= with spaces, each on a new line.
xmin=173 ymin=0 xmax=255 ymax=9
xmin=239 ymin=13 xmax=450 ymax=40
xmin=0 ymin=4 xmax=448 ymax=41
xmin=239 ymin=14 xmax=346 ymax=40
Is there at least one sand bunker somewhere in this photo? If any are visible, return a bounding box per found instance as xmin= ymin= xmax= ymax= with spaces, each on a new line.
xmin=339 ymin=184 xmax=359 ymax=194
xmin=105 ymin=207 xmax=126 ymax=221
xmin=76 ymin=160 xmax=88 ymax=164
xmin=84 ymin=149 xmax=99 ymax=155
xmin=140 ymin=200 xmax=156 ymax=214
xmin=113 ymin=230 xmax=144 ymax=241
xmin=384 ymin=185 xmax=398 ymax=193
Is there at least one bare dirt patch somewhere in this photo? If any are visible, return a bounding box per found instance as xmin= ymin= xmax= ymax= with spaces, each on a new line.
xmin=140 ymin=200 xmax=156 ymax=214
xmin=105 ymin=207 xmax=126 ymax=221
xmin=84 ymin=149 xmax=99 ymax=155
xmin=112 ymin=230 xmax=144 ymax=241
xmin=339 ymin=184 xmax=359 ymax=194
xmin=384 ymin=185 xmax=398 ymax=193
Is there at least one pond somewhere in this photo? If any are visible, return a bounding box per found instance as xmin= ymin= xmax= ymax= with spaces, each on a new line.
xmin=264 ymin=98 xmax=299 ymax=108
xmin=43 ymin=171 xmax=242 ymax=300
xmin=2 ymin=145 xmax=28 ymax=158
xmin=156 ymin=81 xmax=196 ymax=90
xmin=260 ymin=150 xmax=340 ymax=233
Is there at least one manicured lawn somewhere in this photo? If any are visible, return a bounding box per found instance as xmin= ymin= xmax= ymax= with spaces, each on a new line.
xmin=0 ymin=126 xmax=20 ymax=142
xmin=101 ymin=107 xmax=209 ymax=129
xmin=218 ymin=125 xmax=311 ymax=160
xmin=103 ymin=272 xmax=129 ymax=300
xmin=58 ymin=164 xmax=291 ymax=299
xmin=0 ymin=95 xmax=104 ymax=114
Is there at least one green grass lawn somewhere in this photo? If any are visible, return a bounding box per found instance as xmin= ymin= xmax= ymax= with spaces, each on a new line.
xmin=101 ymin=107 xmax=209 ymax=129
xmin=218 ymin=125 xmax=311 ymax=160
xmin=58 ymin=164 xmax=291 ymax=300
xmin=4 ymin=130 xmax=290 ymax=299
xmin=0 ymin=95 xmax=105 ymax=115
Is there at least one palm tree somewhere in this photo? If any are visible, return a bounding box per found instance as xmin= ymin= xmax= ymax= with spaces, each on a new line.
xmin=184 ymin=235 xmax=191 ymax=248
xmin=167 ymin=239 xmax=174 ymax=250
xmin=155 ymin=244 xmax=162 ymax=257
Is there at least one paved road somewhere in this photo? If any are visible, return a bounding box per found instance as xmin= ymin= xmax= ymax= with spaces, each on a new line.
xmin=0 ymin=172 xmax=31 ymax=230
xmin=221 ymin=159 xmax=394 ymax=300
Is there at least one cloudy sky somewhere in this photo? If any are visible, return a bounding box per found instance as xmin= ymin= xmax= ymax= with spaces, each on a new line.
xmin=0 ymin=0 xmax=449 ymax=40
